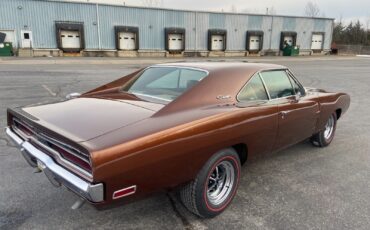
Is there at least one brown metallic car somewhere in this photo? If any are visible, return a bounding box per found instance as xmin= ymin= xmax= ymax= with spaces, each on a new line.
xmin=6 ymin=62 xmax=350 ymax=217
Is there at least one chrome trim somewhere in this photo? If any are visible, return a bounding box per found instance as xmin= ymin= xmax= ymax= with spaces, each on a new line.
xmin=33 ymin=138 xmax=93 ymax=180
xmin=38 ymin=132 xmax=89 ymax=161
xmin=236 ymin=72 xmax=270 ymax=103
xmin=148 ymin=65 xmax=210 ymax=76
xmin=258 ymin=72 xmax=272 ymax=100
xmin=5 ymin=126 xmax=23 ymax=146
xmin=130 ymin=92 xmax=172 ymax=102
xmin=11 ymin=118 xmax=92 ymax=180
xmin=5 ymin=127 xmax=104 ymax=203
xmin=112 ymin=185 xmax=137 ymax=200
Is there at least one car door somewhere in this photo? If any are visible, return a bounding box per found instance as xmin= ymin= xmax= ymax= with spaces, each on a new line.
xmin=236 ymin=74 xmax=278 ymax=156
xmin=260 ymin=70 xmax=319 ymax=151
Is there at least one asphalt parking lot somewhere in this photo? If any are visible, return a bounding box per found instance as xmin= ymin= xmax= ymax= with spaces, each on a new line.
xmin=0 ymin=56 xmax=369 ymax=230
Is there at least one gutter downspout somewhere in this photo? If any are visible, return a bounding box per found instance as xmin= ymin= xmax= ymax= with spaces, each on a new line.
xmin=269 ymin=15 xmax=274 ymax=50
xmin=96 ymin=3 xmax=101 ymax=50
xmin=195 ymin=11 xmax=198 ymax=52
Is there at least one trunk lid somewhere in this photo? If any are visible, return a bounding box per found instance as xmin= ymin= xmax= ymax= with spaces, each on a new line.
xmin=20 ymin=97 xmax=164 ymax=142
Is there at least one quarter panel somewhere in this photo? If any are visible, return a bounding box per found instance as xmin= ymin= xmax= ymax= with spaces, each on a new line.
xmin=316 ymin=93 xmax=350 ymax=132
xmin=89 ymin=104 xmax=278 ymax=204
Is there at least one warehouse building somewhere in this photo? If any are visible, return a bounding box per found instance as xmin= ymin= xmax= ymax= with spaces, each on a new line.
xmin=0 ymin=0 xmax=334 ymax=57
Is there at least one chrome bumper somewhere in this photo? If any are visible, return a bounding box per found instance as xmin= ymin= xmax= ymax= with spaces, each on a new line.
xmin=5 ymin=127 xmax=104 ymax=203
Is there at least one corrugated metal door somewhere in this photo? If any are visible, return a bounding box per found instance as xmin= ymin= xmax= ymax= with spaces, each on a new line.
xmin=211 ymin=35 xmax=224 ymax=51
xmin=119 ymin=32 xmax=136 ymax=50
xmin=0 ymin=30 xmax=16 ymax=46
xmin=61 ymin=30 xmax=81 ymax=49
xmin=311 ymin=34 xmax=323 ymax=50
xmin=283 ymin=36 xmax=293 ymax=46
xmin=168 ymin=34 xmax=183 ymax=50
xmin=249 ymin=35 xmax=260 ymax=50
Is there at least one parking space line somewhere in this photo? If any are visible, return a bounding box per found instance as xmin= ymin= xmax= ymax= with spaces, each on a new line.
xmin=42 ymin=84 xmax=57 ymax=96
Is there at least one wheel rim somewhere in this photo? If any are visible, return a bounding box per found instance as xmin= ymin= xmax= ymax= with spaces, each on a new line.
xmin=324 ymin=115 xmax=334 ymax=140
xmin=207 ymin=161 xmax=235 ymax=206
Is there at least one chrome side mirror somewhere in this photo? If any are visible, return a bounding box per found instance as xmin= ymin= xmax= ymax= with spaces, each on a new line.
xmin=294 ymin=92 xmax=302 ymax=101
xmin=66 ymin=92 xmax=81 ymax=100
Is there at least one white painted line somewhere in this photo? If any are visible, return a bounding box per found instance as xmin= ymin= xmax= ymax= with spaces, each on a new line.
xmin=356 ymin=55 xmax=370 ymax=58
xmin=42 ymin=84 xmax=57 ymax=96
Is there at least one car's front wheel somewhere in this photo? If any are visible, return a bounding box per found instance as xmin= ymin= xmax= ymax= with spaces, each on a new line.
xmin=179 ymin=148 xmax=241 ymax=218
xmin=311 ymin=112 xmax=337 ymax=147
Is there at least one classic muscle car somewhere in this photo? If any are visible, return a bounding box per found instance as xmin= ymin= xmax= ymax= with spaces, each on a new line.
xmin=6 ymin=62 xmax=350 ymax=217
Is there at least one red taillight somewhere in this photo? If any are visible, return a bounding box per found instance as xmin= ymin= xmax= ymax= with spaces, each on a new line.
xmin=113 ymin=186 xmax=137 ymax=199
xmin=50 ymin=144 xmax=92 ymax=172
xmin=14 ymin=120 xmax=34 ymax=136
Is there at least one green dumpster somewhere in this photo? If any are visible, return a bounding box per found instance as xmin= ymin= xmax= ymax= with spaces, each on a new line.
xmin=291 ymin=46 xmax=299 ymax=56
xmin=282 ymin=45 xmax=300 ymax=56
xmin=282 ymin=45 xmax=292 ymax=56
xmin=0 ymin=42 xmax=13 ymax=56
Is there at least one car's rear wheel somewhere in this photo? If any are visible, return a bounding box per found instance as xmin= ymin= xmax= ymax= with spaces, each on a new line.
xmin=179 ymin=148 xmax=241 ymax=218
xmin=311 ymin=112 xmax=337 ymax=147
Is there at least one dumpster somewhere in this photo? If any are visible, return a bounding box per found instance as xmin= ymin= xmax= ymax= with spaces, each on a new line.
xmin=282 ymin=45 xmax=292 ymax=56
xmin=283 ymin=45 xmax=299 ymax=56
xmin=0 ymin=42 xmax=13 ymax=56
xmin=291 ymin=46 xmax=299 ymax=56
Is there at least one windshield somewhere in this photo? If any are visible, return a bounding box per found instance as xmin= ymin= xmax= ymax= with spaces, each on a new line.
xmin=121 ymin=67 xmax=208 ymax=102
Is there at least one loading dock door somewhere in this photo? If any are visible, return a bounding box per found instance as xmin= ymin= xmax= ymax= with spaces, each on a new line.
xmin=249 ymin=35 xmax=261 ymax=50
xmin=60 ymin=30 xmax=81 ymax=49
xmin=284 ymin=36 xmax=293 ymax=46
xmin=311 ymin=34 xmax=323 ymax=50
xmin=168 ymin=34 xmax=183 ymax=50
xmin=211 ymin=35 xmax=224 ymax=51
xmin=119 ymin=32 xmax=136 ymax=50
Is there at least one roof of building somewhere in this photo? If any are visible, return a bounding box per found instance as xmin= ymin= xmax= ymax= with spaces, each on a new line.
xmin=38 ymin=0 xmax=335 ymax=20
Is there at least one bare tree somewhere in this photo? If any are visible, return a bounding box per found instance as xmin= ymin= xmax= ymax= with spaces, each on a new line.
xmin=304 ymin=1 xmax=320 ymax=17
xmin=141 ymin=0 xmax=162 ymax=7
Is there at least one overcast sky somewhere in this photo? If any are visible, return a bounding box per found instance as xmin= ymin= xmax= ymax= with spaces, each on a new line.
xmin=57 ymin=0 xmax=370 ymax=26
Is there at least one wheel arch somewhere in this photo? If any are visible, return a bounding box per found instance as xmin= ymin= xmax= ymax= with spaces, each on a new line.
xmin=336 ymin=108 xmax=342 ymax=120
xmin=232 ymin=143 xmax=248 ymax=165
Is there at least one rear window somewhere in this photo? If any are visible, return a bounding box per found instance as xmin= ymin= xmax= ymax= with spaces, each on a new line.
xmin=122 ymin=67 xmax=208 ymax=102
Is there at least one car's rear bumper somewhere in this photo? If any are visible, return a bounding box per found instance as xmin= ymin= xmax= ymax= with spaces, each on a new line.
xmin=5 ymin=127 xmax=104 ymax=203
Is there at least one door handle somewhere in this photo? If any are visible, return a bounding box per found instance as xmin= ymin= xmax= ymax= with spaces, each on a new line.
xmin=280 ymin=111 xmax=290 ymax=119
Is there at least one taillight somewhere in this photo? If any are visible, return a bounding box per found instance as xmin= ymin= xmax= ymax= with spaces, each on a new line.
xmin=49 ymin=143 xmax=92 ymax=173
xmin=13 ymin=119 xmax=34 ymax=136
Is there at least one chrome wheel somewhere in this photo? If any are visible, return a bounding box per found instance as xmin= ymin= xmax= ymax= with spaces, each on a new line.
xmin=324 ymin=115 xmax=334 ymax=140
xmin=207 ymin=161 xmax=235 ymax=206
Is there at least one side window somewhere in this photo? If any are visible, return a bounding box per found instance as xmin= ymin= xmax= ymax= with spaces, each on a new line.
xmin=287 ymin=72 xmax=306 ymax=96
xmin=238 ymin=74 xmax=269 ymax=101
xmin=178 ymin=69 xmax=208 ymax=89
xmin=260 ymin=71 xmax=294 ymax=99
xmin=146 ymin=69 xmax=180 ymax=89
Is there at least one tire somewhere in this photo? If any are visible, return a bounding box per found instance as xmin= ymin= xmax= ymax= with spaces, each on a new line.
xmin=179 ymin=148 xmax=241 ymax=218
xmin=311 ymin=112 xmax=337 ymax=147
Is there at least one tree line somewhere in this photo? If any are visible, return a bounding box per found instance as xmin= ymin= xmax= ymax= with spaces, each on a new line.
xmin=333 ymin=21 xmax=370 ymax=45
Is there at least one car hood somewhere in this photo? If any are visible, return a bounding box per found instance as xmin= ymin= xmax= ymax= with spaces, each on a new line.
xmin=21 ymin=97 xmax=164 ymax=142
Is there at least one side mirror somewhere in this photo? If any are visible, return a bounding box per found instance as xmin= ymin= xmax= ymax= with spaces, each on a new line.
xmin=292 ymin=92 xmax=302 ymax=102
xmin=66 ymin=92 xmax=81 ymax=100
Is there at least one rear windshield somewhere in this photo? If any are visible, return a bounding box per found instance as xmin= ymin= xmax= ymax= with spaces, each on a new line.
xmin=121 ymin=67 xmax=208 ymax=102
